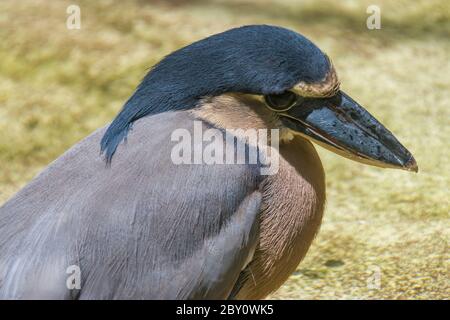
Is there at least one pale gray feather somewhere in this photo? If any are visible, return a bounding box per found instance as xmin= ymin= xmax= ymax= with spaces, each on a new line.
xmin=0 ymin=111 xmax=262 ymax=299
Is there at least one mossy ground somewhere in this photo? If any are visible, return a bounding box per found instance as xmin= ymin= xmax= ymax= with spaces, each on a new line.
xmin=0 ymin=0 xmax=448 ymax=299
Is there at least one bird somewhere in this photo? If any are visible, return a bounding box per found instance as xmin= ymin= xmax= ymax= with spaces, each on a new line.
xmin=0 ymin=25 xmax=417 ymax=299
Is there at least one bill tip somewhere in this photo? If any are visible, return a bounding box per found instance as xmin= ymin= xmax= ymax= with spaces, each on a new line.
xmin=404 ymin=155 xmax=419 ymax=173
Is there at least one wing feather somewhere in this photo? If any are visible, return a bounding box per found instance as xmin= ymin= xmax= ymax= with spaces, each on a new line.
xmin=0 ymin=111 xmax=262 ymax=299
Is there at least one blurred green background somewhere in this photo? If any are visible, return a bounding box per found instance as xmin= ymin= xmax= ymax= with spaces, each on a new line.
xmin=0 ymin=0 xmax=448 ymax=299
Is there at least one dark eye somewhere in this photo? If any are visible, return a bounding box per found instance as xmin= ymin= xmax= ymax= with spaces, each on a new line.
xmin=264 ymin=91 xmax=297 ymax=111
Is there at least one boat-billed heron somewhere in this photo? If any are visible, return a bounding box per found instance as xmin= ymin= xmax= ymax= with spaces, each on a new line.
xmin=0 ymin=25 xmax=417 ymax=299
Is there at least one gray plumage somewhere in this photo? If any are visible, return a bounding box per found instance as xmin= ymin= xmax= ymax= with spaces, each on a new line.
xmin=0 ymin=111 xmax=262 ymax=299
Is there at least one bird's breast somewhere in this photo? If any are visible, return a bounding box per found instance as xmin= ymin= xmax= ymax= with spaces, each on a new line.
xmin=234 ymin=137 xmax=326 ymax=299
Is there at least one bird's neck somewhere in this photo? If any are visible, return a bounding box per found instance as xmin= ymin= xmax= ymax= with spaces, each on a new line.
xmin=191 ymin=93 xmax=294 ymax=143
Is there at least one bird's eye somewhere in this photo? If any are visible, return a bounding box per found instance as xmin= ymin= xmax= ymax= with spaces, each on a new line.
xmin=264 ymin=91 xmax=298 ymax=112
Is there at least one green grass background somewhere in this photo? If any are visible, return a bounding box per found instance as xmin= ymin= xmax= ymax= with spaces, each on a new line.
xmin=0 ymin=0 xmax=448 ymax=299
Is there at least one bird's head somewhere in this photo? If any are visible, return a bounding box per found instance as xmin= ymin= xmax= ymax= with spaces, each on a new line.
xmin=102 ymin=25 xmax=417 ymax=172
